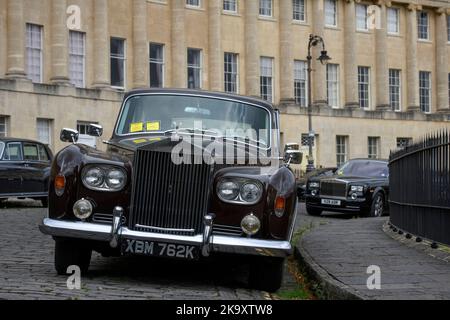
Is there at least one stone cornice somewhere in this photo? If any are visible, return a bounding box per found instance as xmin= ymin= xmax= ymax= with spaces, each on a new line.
xmin=278 ymin=103 xmax=450 ymax=123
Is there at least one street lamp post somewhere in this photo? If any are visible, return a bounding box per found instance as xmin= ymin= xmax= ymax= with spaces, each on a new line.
xmin=306 ymin=34 xmax=331 ymax=173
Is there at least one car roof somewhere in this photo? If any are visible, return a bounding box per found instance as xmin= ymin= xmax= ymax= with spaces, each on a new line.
xmin=347 ymin=158 xmax=389 ymax=163
xmin=124 ymin=88 xmax=275 ymax=111
xmin=0 ymin=137 xmax=48 ymax=145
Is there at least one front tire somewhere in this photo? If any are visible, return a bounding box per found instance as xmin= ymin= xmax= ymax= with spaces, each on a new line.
xmin=249 ymin=257 xmax=284 ymax=292
xmin=54 ymin=239 xmax=92 ymax=276
xmin=306 ymin=205 xmax=322 ymax=216
xmin=367 ymin=193 xmax=385 ymax=218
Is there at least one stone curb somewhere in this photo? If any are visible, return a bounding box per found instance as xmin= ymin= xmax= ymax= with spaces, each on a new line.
xmin=294 ymin=239 xmax=366 ymax=300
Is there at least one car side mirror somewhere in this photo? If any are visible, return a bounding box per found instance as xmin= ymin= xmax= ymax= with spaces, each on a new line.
xmin=284 ymin=150 xmax=303 ymax=165
xmin=60 ymin=128 xmax=79 ymax=143
xmin=87 ymin=124 xmax=103 ymax=137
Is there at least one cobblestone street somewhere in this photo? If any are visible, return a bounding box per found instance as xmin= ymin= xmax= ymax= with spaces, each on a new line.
xmin=0 ymin=200 xmax=274 ymax=300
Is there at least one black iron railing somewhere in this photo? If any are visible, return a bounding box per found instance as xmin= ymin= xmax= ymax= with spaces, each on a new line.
xmin=389 ymin=131 xmax=450 ymax=245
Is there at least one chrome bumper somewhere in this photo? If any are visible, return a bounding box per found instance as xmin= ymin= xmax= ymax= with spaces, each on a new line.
xmin=39 ymin=218 xmax=293 ymax=258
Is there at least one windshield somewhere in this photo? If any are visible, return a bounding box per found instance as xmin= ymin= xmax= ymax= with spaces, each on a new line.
xmin=116 ymin=95 xmax=271 ymax=147
xmin=337 ymin=160 xmax=388 ymax=178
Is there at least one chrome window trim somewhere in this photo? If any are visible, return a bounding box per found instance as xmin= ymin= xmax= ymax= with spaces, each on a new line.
xmin=113 ymin=92 xmax=274 ymax=151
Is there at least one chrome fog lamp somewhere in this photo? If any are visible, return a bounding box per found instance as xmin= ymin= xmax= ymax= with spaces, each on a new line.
xmin=73 ymin=199 xmax=93 ymax=220
xmin=241 ymin=214 xmax=261 ymax=236
xmin=311 ymin=189 xmax=318 ymax=196
xmin=351 ymin=193 xmax=358 ymax=200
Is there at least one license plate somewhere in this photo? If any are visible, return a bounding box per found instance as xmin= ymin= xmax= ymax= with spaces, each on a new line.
xmin=122 ymin=239 xmax=199 ymax=260
xmin=321 ymin=199 xmax=341 ymax=206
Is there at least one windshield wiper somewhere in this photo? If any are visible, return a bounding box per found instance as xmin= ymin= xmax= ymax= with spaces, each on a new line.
xmin=163 ymin=128 xmax=221 ymax=136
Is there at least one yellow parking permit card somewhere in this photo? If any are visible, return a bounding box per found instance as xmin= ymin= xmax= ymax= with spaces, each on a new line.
xmin=146 ymin=121 xmax=161 ymax=131
xmin=130 ymin=122 xmax=144 ymax=133
xmin=133 ymin=139 xmax=147 ymax=144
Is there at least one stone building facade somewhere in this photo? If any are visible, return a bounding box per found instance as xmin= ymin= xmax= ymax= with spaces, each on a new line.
xmin=0 ymin=0 xmax=449 ymax=168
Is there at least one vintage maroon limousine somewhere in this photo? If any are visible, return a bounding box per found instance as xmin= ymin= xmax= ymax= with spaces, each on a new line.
xmin=39 ymin=89 xmax=301 ymax=292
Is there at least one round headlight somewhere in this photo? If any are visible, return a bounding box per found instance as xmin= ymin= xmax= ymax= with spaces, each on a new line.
xmin=83 ymin=167 xmax=104 ymax=188
xmin=218 ymin=180 xmax=240 ymax=201
xmin=241 ymin=214 xmax=261 ymax=236
xmin=240 ymin=182 xmax=262 ymax=203
xmin=106 ymin=169 xmax=126 ymax=190
xmin=73 ymin=199 xmax=93 ymax=220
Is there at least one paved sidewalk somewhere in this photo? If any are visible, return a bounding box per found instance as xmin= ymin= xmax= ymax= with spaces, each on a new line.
xmin=296 ymin=217 xmax=450 ymax=300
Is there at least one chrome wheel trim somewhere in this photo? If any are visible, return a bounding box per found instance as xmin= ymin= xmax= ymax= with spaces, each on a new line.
xmin=374 ymin=195 xmax=383 ymax=217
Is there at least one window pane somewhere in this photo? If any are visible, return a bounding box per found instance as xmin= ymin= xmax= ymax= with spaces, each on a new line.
xmin=368 ymin=137 xmax=379 ymax=159
xmin=417 ymin=12 xmax=429 ymax=40
xmin=389 ymin=69 xmax=401 ymax=111
xmin=110 ymin=38 xmax=125 ymax=88
xmin=187 ymin=49 xmax=202 ymax=89
xmin=0 ymin=117 xmax=7 ymax=137
xmin=397 ymin=137 xmax=412 ymax=149
xmin=37 ymin=119 xmax=51 ymax=146
xmin=356 ymin=4 xmax=368 ymax=30
xmin=387 ymin=8 xmax=399 ymax=34
xmin=223 ymin=0 xmax=237 ymax=12
xmin=419 ymin=71 xmax=431 ymax=112
xmin=448 ymin=15 xmax=450 ymax=42
xmin=23 ymin=144 xmax=39 ymax=161
xmin=327 ymin=64 xmax=339 ymax=107
xmin=26 ymin=24 xmax=42 ymax=83
xmin=4 ymin=143 xmax=23 ymax=161
xmin=150 ymin=43 xmax=164 ymax=88
xmin=186 ymin=0 xmax=200 ymax=6
xmin=293 ymin=0 xmax=305 ymax=21
xmin=69 ymin=31 xmax=85 ymax=87
xmin=224 ymin=53 xmax=238 ymax=93
xmin=336 ymin=136 xmax=348 ymax=167
xmin=260 ymin=57 xmax=273 ymax=102
xmin=111 ymin=38 xmax=125 ymax=56
xmin=325 ymin=0 xmax=337 ymax=26
xmin=259 ymin=0 xmax=272 ymax=16
xmin=294 ymin=60 xmax=307 ymax=107
xmin=37 ymin=144 xmax=49 ymax=161
xmin=358 ymin=67 xmax=370 ymax=108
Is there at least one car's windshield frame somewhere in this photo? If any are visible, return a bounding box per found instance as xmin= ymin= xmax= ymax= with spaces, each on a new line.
xmin=113 ymin=93 xmax=273 ymax=150
xmin=337 ymin=160 xmax=389 ymax=178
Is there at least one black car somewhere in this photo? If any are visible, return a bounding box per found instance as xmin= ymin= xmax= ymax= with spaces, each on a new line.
xmin=305 ymin=159 xmax=389 ymax=217
xmin=0 ymin=138 xmax=53 ymax=206
xmin=297 ymin=167 xmax=337 ymax=201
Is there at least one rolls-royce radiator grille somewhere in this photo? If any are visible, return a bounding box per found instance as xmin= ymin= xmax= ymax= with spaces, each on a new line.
xmin=320 ymin=181 xmax=347 ymax=198
xmin=129 ymin=150 xmax=212 ymax=235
